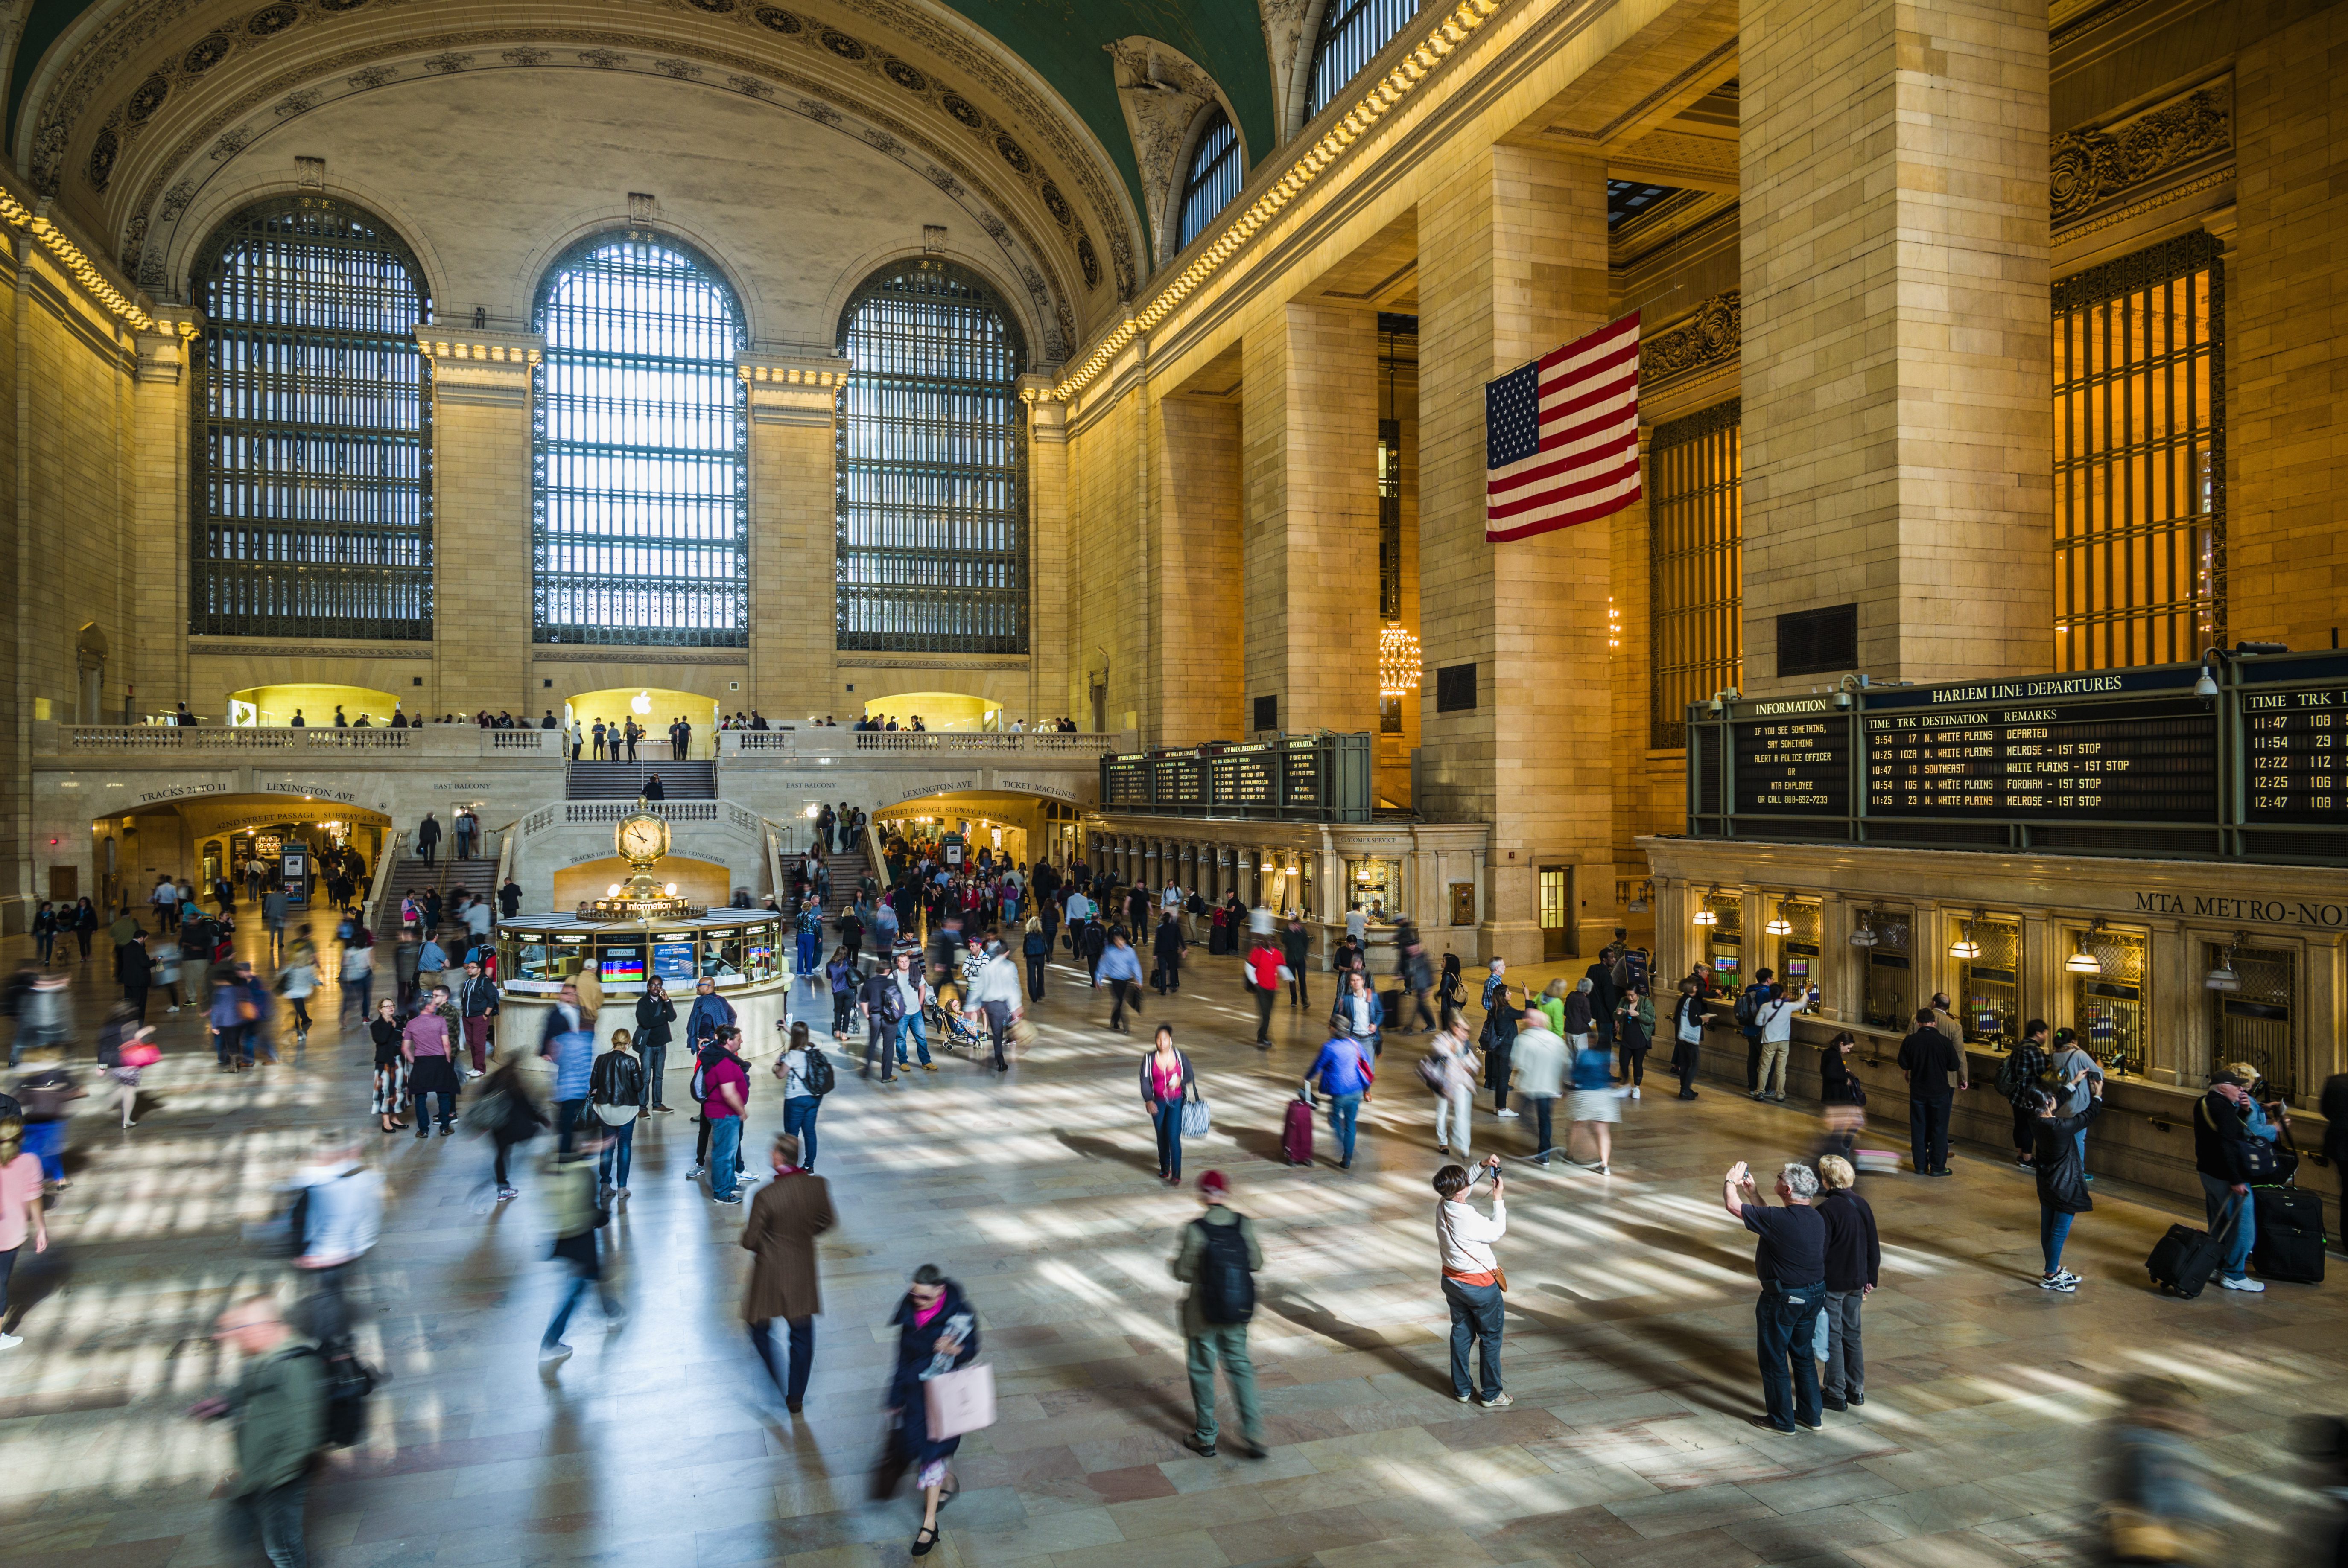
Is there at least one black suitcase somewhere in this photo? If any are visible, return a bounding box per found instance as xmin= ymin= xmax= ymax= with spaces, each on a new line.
xmin=2252 ymin=1185 xmax=2327 ymax=1284
xmin=2146 ymin=1222 xmax=2228 ymax=1298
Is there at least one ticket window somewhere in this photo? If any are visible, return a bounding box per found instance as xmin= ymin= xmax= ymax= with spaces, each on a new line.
xmin=1697 ymin=892 xmax=1742 ymax=991
xmin=705 ymin=929 xmax=746 ymax=980
xmin=1768 ymin=899 xmax=1823 ymax=1009
xmin=508 ymin=936 xmax=587 ymax=986
xmin=1953 ymin=914 xmax=2021 ymax=1045
xmin=1346 ymin=858 xmax=1399 ymax=926
xmin=2208 ymin=942 xmax=2296 ymax=1102
xmin=2068 ymin=925 xmax=2149 ymax=1076
xmin=1858 ymin=909 xmax=1913 ymax=1030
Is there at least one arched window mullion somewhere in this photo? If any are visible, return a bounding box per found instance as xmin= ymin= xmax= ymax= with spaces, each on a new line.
xmin=1176 ymin=106 xmax=1242 ymax=253
xmin=190 ymin=196 xmax=431 ymax=639
xmin=529 ymin=232 xmax=748 ymax=647
xmin=835 ymin=261 xmax=1027 ymax=655
xmin=1304 ymin=0 xmax=1421 ymax=122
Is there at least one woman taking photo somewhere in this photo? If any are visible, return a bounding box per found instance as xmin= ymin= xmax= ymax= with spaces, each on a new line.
xmin=886 ymin=1264 xmax=980 ymax=1558
xmin=1138 ymin=1025 xmax=1196 ymax=1184
xmin=635 ymin=975 xmax=677 ymax=1111
xmin=774 ymin=1020 xmax=825 ymax=1171
xmin=824 ymin=946 xmax=858 ymax=1043
xmin=369 ymin=998 xmax=408 ymax=1134
xmin=2027 ymin=1073 xmax=2105 ymax=1291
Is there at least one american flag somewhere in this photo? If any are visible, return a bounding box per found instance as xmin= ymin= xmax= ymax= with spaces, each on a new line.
xmin=1484 ymin=312 xmax=1641 ymax=543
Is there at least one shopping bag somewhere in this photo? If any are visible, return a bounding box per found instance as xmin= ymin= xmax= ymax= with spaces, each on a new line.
xmin=923 ymin=1362 xmax=997 ymax=1440
xmin=1180 ymin=1093 xmax=1212 ymax=1139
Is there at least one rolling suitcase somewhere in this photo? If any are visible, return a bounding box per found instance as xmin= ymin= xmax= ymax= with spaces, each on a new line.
xmin=2146 ymin=1211 xmax=2234 ymax=1299
xmin=2251 ymin=1185 xmax=2327 ymax=1284
xmin=1282 ymin=1093 xmax=1315 ymax=1166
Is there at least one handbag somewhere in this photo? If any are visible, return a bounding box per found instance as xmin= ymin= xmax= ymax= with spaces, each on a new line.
xmin=1180 ymin=1086 xmax=1212 ymax=1139
xmin=121 ymin=1043 xmax=161 ymax=1068
xmin=922 ymin=1361 xmax=997 ymax=1440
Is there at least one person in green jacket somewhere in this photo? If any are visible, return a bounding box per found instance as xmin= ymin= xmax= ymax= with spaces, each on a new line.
xmin=1169 ymin=1170 xmax=1267 ymax=1461
xmin=190 ymin=1294 xmax=325 ymax=1567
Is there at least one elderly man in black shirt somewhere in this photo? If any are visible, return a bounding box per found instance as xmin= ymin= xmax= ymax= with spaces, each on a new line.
xmin=1896 ymin=1008 xmax=1967 ymax=1177
xmin=1723 ymin=1158 xmax=1828 ymax=1434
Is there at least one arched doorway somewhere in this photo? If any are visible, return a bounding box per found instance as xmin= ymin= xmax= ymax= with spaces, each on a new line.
xmin=859 ymin=691 xmax=1004 ymax=731
xmin=227 ymin=683 xmax=402 ymax=727
xmin=564 ymin=687 xmax=720 ymax=758
xmin=100 ymin=795 xmax=391 ymax=916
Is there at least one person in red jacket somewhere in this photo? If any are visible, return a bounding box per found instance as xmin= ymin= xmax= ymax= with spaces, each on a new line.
xmin=1246 ymin=940 xmax=1282 ymax=1048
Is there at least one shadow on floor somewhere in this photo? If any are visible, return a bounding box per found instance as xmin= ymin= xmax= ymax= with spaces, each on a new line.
xmin=1052 ymin=1129 xmax=1159 ymax=1175
xmin=1260 ymin=1286 xmax=1447 ymax=1395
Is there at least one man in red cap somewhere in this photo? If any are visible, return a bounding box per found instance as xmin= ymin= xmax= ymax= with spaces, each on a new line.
xmin=1168 ymin=1170 xmax=1267 ymax=1459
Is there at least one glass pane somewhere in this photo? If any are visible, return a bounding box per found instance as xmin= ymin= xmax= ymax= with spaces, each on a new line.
xmin=1306 ymin=0 xmax=1423 ymax=120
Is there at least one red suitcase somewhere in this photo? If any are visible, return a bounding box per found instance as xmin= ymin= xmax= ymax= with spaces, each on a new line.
xmin=1282 ymin=1096 xmax=1315 ymax=1166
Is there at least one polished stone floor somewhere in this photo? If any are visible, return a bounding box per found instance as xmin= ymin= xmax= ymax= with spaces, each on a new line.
xmin=0 ymin=927 xmax=2343 ymax=1568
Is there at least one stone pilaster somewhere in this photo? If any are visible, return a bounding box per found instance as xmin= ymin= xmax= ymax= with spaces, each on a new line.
xmin=1739 ymin=0 xmax=2052 ymax=692
xmin=419 ymin=328 xmax=542 ymax=712
xmin=1019 ymin=374 xmax=1068 ymax=730
xmin=739 ymin=352 xmax=850 ymax=720
xmin=1416 ymin=142 xmax=1613 ymax=965
xmin=130 ymin=307 xmax=199 ymax=720
xmin=1154 ymin=388 xmax=1244 ymax=746
xmin=1240 ymin=300 xmax=1381 ymax=737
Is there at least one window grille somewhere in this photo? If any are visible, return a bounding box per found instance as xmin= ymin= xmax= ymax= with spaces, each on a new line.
xmin=2208 ymin=942 xmax=2295 ymax=1102
xmin=1175 ymin=106 xmax=1241 ymax=253
xmin=1862 ymin=909 xmax=1916 ymax=1032
xmin=190 ymin=197 xmax=432 ymax=639
xmin=835 ymin=261 xmax=1028 ymax=653
xmin=1648 ymin=399 xmax=1741 ymax=748
xmin=2071 ymin=926 xmax=2149 ymax=1077
xmin=1305 ymin=0 xmax=1421 ymax=122
xmin=2053 ymin=232 xmax=2224 ymax=671
xmin=1953 ymin=914 xmax=2020 ymax=1044
xmin=532 ymin=232 xmax=748 ymax=647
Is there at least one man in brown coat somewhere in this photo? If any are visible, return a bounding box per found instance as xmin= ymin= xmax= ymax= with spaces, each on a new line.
xmin=741 ymin=1130 xmax=835 ymax=1412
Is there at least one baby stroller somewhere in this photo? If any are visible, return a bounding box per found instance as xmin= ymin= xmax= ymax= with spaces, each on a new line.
xmin=936 ymin=1003 xmax=988 ymax=1059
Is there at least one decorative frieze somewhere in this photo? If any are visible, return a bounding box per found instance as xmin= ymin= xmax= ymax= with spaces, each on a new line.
xmin=1639 ymin=291 xmax=1738 ymax=390
xmin=2051 ymin=82 xmax=2230 ymax=230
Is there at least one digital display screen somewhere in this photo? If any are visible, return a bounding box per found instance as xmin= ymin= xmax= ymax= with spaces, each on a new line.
xmin=600 ymin=949 xmax=644 ymax=983
xmin=2240 ymin=682 xmax=2348 ymax=822
xmin=1862 ymin=696 xmax=2215 ymax=820
xmin=1732 ymin=712 xmax=1849 ymax=814
xmin=651 ymin=942 xmax=696 ymax=981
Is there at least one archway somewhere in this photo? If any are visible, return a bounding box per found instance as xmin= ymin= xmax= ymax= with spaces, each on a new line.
xmin=227 ymin=683 xmax=402 ymax=727
xmin=871 ymin=792 xmax=1045 ymax=875
xmin=859 ymin=691 xmax=1003 ymax=731
xmin=564 ymin=687 xmax=721 ymax=758
xmin=96 ymin=794 xmax=391 ymax=916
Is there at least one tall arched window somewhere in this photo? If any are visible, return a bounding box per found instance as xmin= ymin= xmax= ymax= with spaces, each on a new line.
xmin=1176 ymin=105 xmax=1242 ymax=252
xmin=836 ymin=261 xmax=1028 ymax=653
xmin=190 ymin=197 xmax=431 ymax=638
xmin=1305 ymin=0 xmax=1422 ymax=122
xmin=532 ymin=232 xmax=747 ymax=647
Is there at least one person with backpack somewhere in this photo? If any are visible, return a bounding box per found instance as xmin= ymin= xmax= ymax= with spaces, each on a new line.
xmin=290 ymin=1128 xmax=384 ymax=1347
xmin=1670 ymin=979 xmax=1706 ymax=1099
xmin=1735 ymin=968 xmax=1776 ymax=1092
xmin=1753 ymin=977 xmax=1813 ymax=1102
xmin=2192 ymin=1069 xmax=2264 ymax=1295
xmin=589 ymin=1029 xmax=645 ymax=1198
xmin=774 ymin=1020 xmax=833 ymax=1171
xmin=742 ymin=1128 xmax=835 ymax=1413
xmin=1302 ymin=1029 xmax=1376 ymax=1170
xmin=1998 ymin=1019 xmax=2053 ymax=1167
xmin=859 ymin=956 xmax=905 ymax=1081
xmin=1020 ymin=916 xmax=1049 ymax=1000
xmin=1171 ymin=1170 xmax=1267 ymax=1458
xmin=188 ymin=1295 xmax=326 ymax=1566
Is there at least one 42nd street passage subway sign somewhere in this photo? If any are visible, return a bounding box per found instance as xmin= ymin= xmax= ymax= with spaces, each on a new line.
xmin=1683 ymin=648 xmax=2348 ymax=864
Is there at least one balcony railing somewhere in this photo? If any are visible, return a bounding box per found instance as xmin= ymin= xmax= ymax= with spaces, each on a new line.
xmin=717 ymin=729 xmax=1116 ymax=758
xmin=48 ymin=725 xmax=558 ymax=758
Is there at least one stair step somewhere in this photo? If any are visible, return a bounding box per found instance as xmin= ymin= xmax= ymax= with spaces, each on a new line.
xmin=564 ymin=761 xmax=717 ymax=800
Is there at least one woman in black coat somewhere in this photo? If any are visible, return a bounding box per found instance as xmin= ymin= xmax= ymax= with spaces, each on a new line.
xmin=2028 ymin=1080 xmax=2104 ymax=1291
xmin=888 ymin=1265 xmax=981 ymax=1557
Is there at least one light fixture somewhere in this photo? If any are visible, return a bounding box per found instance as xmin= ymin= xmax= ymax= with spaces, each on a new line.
xmin=1948 ymin=908 xmax=1986 ymax=960
xmin=1848 ymin=913 xmax=1878 ymax=948
xmin=1764 ymin=907 xmax=1793 ymax=937
xmin=2193 ymin=664 xmax=2219 ymax=699
xmin=607 ymin=883 xmax=622 ymax=897
xmin=2205 ymin=929 xmax=2245 ymax=992
xmin=2065 ymin=920 xmax=2105 ymax=975
xmin=1691 ymin=887 xmax=1720 ymax=927
xmin=1378 ymin=624 xmax=1422 ymax=697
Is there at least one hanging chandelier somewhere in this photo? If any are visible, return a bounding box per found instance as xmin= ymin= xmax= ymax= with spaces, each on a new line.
xmin=1378 ymin=623 xmax=1422 ymax=697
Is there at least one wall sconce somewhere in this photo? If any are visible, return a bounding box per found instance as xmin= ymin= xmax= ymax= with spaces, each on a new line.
xmin=1948 ymin=909 xmax=1987 ymax=960
xmin=2065 ymin=920 xmax=2105 ymax=975
xmin=1691 ymin=886 xmax=1719 ymax=927
xmin=2204 ymin=929 xmax=2246 ymax=992
xmin=1763 ymin=895 xmax=1793 ymax=937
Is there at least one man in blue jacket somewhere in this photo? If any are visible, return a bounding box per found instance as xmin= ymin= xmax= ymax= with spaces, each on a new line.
xmin=539 ymin=981 xmax=594 ymax=1152
xmin=687 ymin=975 xmax=737 ymax=1052
xmin=1302 ymin=1033 xmax=1375 ymax=1169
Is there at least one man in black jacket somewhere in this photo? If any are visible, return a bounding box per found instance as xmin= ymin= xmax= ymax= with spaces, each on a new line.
xmin=2193 ymin=1071 xmax=2264 ymax=1293
xmin=1153 ymin=913 xmax=1186 ymax=995
xmin=1895 ymin=1008 xmax=1960 ymax=1177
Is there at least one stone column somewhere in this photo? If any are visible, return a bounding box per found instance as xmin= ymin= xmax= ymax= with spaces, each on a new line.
xmin=740 ymin=353 xmax=849 ymax=721
xmin=1155 ymin=389 xmax=1244 ymax=746
xmin=420 ymin=329 xmax=543 ymax=710
xmin=1417 ymin=143 xmax=1614 ymax=966
xmin=129 ymin=309 xmax=199 ymax=716
xmin=1738 ymin=0 xmax=2051 ymax=692
xmin=1021 ymin=376 xmax=1069 ymax=730
xmin=1240 ymin=301 xmax=1381 ymax=737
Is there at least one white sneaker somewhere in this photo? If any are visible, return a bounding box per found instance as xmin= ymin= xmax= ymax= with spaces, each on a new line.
xmin=1629 ymin=1087 xmax=1641 ymax=1101
xmin=2218 ymin=1275 xmax=2266 ymax=1293
xmin=0 ymin=1332 xmax=21 ymax=1349
xmin=1496 ymin=1109 xmax=1519 ymax=1120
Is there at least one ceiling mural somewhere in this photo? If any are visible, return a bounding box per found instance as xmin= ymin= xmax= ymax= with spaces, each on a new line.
xmin=1104 ymin=35 xmax=1226 ymax=267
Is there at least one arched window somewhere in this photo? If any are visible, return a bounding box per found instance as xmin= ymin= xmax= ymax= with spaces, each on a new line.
xmin=190 ymin=197 xmax=431 ymax=638
xmin=532 ymin=232 xmax=747 ymax=647
xmin=1305 ymin=0 xmax=1421 ymax=122
xmin=835 ymin=261 xmax=1028 ymax=654
xmin=1175 ymin=105 xmax=1242 ymax=252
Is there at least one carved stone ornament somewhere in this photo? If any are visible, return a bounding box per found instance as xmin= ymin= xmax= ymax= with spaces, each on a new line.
xmin=2050 ymin=84 xmax=2230 ymax=227
xmin=1639 ymin=291 xmax=1738 ymax=389
xmin=1104 ymin=37 xmax=1222 ymax=267
xmin=1257 ymin=0 xmax=1311 ymax=133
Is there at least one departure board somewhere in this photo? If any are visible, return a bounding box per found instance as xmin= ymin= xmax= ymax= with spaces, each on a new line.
xmin=1864 ymin=697 xmax=2215 ymax=820
xmin=2242 ymin=682 xmax=2348 ymax=822
xmin=1733 ymin=711 xmax=1851 ymax=814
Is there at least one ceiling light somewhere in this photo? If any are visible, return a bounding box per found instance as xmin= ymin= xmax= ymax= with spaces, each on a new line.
xmin=2067 ymin=919 xmax=2106 ymax=975
xmin=1948 ymin=937 xmax=1982 ymax=960
xmin=1764 ymin=913 xmax=1792 ymax=936
xmin=2203 ymin=962 xmax=2239 ymax=992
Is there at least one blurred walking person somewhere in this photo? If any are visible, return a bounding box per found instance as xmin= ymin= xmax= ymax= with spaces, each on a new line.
xmin=0 ymin=1102 xmax=50 ymax=1349
xmin=477 ymin=1052 xmax=544 ymax=1202
xmin=886 ymin=1265 xmax=981 ymax=1558
xmin=742 ymin=1130 xmax=834 ymax=1413
xmin=187 ymin=1296 xmax=324 ymax=1568
xmin=539 ymin=1134 xmax=624 ymax=1364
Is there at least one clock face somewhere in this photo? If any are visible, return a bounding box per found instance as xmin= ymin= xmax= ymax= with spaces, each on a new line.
xmin=619 ymin=819 xmax=665 ymax=861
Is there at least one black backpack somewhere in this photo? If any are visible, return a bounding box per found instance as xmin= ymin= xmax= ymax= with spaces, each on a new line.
xmin=295 ymin=1343 xmax=378 ymax=1447
xmin=1734 ymin=985 xmax=1766 ymax=1032
xmin=1194 ymin=1216 xmax=1256 ymax=1326
xmin=801 ymin=1045 xmax=835 ymax=1098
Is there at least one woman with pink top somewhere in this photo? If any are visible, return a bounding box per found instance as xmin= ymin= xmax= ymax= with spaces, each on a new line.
xmin=402 ymin=986 xmax=460 ymax=1137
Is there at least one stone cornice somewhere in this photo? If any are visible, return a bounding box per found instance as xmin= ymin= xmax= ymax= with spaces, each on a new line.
xmin=2051 ymin=78 xmax=2230 ymax=233
xmin=1638 ymin=290 xmax=1736 ymax=393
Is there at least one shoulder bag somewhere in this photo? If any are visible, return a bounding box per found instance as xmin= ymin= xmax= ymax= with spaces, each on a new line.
xmin=1180 ymin=1078 xmax=1212 ymax=1139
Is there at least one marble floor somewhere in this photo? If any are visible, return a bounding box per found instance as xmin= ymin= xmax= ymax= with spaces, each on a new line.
xmin=0 ymin=930 xmax=2342 ymax=1568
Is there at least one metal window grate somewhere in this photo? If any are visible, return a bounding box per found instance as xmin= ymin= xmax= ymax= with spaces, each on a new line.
xmin=1305 ymin=0 xmax=1421 ymax=121
xmin=2053 ymin=233 xmax=2224 ymax=672
xmin=1175 ymin=106 xmax=1241 ymax=252
xmin=531 ymin=231 xmax=748 ymax=647
xmin=190 ymin=197 xmax=432 ymax=639
xmin=835 ymin=261 xmax=1028 ymax=653
xmin=2072 ymin=927 xmax=2149 ymax=1076
xmin=2208 ymin=942 xmax=2295 ymax=1102
xmin=1648 ymin=399 xmax=1741 ymax=748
